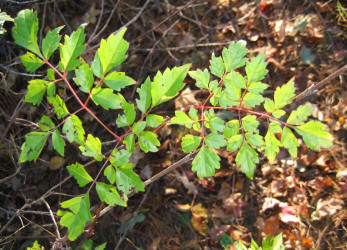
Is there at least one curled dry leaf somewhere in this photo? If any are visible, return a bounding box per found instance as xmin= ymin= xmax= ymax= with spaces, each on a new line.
xmin=312 ymin=198 xmax=344 ymax=219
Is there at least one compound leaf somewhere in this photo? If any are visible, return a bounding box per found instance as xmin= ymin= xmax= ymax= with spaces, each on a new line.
xmin=205 ymin=133 xmax=227 ymax=149
xmin=136 ymin=77 xmax=151 ymax=114
xmin=264 ymin=129 xmax=281 ymax=163
xmin=104 ymin=71 xmax=135 ymax=91
xmin=91 ymin=28 xmax=128 ymax=77
xmin=96 ymin=182 xmax=126 ymax=206
xmin=138 ymin=131 xmax=160 ymax=153
xmin=91 ymin=86 xmax=122 ymax=110
xmin=209 ymin=52 xmax=225 ymax=77
xmin=243 ymin=92 xmax=264 ymax=108
xmin=20 ymin=52 xmax=44 ymax=72
xmin=189 ymin=69 xmax=210 ymax=89
xmin=192 ymin=146 xmax=220 ymax=178
xmin=42 ymin=26 xmax=63 ymax=59
xmin=169 ymin=111 xmax=194 ymax=128
xmin=181 ymin=134 xmax=201 ymax=153
xmin=25 ymin=79 xmax=48 ymax=106
xmin=274 ymin=80 xmax=295 ymax=109
xmin=79 ymin=134 xmax=103 ymax=161
xmin=222 ymin=41 xmax=247 ymax=72
xmin=242 ymin=115 xmax=259 ymax=133
xmin=245 ymin=53 xmax=268 ymax=84
xmin=12 ymin=9 xmax=41 ymax=56
xmin=151 ymin=64 xmax=190 ymax=107
xmin=63 ymin=114 xmax=85 ymax=144
xmin=287 ymin=105 xmax=313 ymax=125
xmin=115 ymin=163 xmax=145 ymax=195
xmin=67 ymin=163 xmax=93 ymax=187
xmin=295 ymin=121 xmax=333 ymax=150
xmin=235 ymin=143 xmax=259 ymax=179
xmin=19 ymin=132 xmax=49 ymax=162
xmin=52 ymin=129 xmax=65 ymax=156
xmin=47 ymin=95 xmax=69 ymax=119
xmin=281 ymin=127 xmax=299 ymax=158
xmin=60 ymin=27 xmax=85 ymax=72
xmin=73 ymin=61 xmax=94 ymax=93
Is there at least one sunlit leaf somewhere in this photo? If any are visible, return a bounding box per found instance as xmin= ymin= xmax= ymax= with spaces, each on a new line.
xmin=38 ymin=115 xmax=55 ymax=131
xmin=47 ymin=95 xmax=69 ymax=119
xmin=281 ymin=127 xmax=298 ymax=158
xmin=236 ymin=143 xmax=259 ymax=179
xmin=104 ymin=71 xmax=135 ymax=91
xmin=136 ymin=77 xmax=151 ymax=114
xmin=205 ymin=133 xmax=227 ymax=149
xmin=96 ymin=182 xmax=126 ymax=206
xmin=245 ymin=53 xmax=268 ymax=84
xmin=25 ymin=79 xmax=48 ymax=106
xmin=192 ymin=146 xmax=220 ymax=178
xmin=222 ymin=41 xmax=247 ymax=72
xmin=91 ymin=86 xmax=122 ymax=110
xmin=181 ymin=134 xmax=201 ymax=153
xmin=264 ymin=129 xmax=280 ymax=163
xmin=20 ymin=52 xmax=44 ymax=72
xmin=52 ymin=129 xmax=65 ymax=156
xmin=242 ymin=115 xmax=259 ymax=133
xmin=73 ymin=61 xmax=94 ymax=93
xmin=19 ymin=132 xmax=49 ymax=162
xmin=209 ymin=52 xmax=225 ymax=77
xmin=287 ymin=105 xmax=313 ymax=125
xmin=295 ymin=121 xmax=333 ymax=150
xmin=67 ymin=163 xmax=93 ymax=187
xmin=138 ymin=131 xmax=160 ymax=153
xmin=79 ymin=134 xmax=103 ymax=161
xmin=42 ymin=26 xmax=63 ymax=59
xmin=274 ymin=80 xmax=295 ymax=109
xmin=115 ymin=163 xmax=145 ymax=195
xmin=189 ymin=69 xmax=210 ymax=89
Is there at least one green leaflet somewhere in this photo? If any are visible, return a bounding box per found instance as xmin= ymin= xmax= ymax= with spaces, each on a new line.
xmin=204 ymin=110 xmax=225 ymax=133
xmin=295 ymin=121 xmax=333 ymax=150
xmin=81 ymin=240 xmax=107 ymax=250
xmin=246 ymin=133 xmax=264 ymax=148
xmin=264 ymin=129 xmax=280 ymax=163
xmin=205 ymin=133 xmax=227 ymax=149
xmin=151 ymin=64 xmax=191 ymax=107
xmin=222 ymin=41 xmax=247 ymax=72
xmin=192 ymin=146 xmax=220 ymax=178
xmin=63 ymin=114 xmax=85 ymax=144
xmin=123 ymin=134 xmax=135 ymax=152
xmin=181 ymin=134 xmax=201 ymax=153
xmin=12 ymin=9 xmax=41 ymax=56
xmin=120 ymin=96 xmax=136 ymax=126
xmin=264 ymin=98 xmax=275 ymax=113
xmin=79 ymin=134 xmax=104 ymax=161
xmin=245 ymin=53 xmax=268 ymax=84
xmin=227 ymin=134 xmax=243 ymax=151
xmin=281 ymin=127 xmax=299 ymax=158
xmin=242 ymin=115 xmax=259 ymax=133
xmin=47 ymin=81 xmax=56 ymax=97
xmin=287 ymin=104 xmax=313 ymax=125
xmin=25 ymin=79 xmax=48 ymax=106
xmin=248 ymin=82 xmax=269 ymax=94
xmin=58 ymin=195 xmax=93 ymax=241
xmin=136 ymin=77 xmax=151 ymax=114
xmin=104 ymin=72 xmax=135 ymax=91
xmin=96 ymin=182 xmax=127 ymax=206
xmin=110 ymin=149 xmax=131 ymax=167
xmin=138 ymin=131 xmax=160 ymax=153
xmin=236 ymin=142 xmax=259 ymax=179
xmin=169 ymin=111 xmax=194 ymax=128
xmin=42 ymin=26 xmax=63 ymax=59
xmin=189 ymin=69 xmax=210 ymax=89
xmin=19 ymin=132 xmax=49 ymax=162
xmin=91 ymin=28 xmax=128 ymax=77
xmin=38 ymin=115 xmax=55 ymax=131
xmin=47 ymin=95 xmax=70 ymax=119
xmin=274 ymin=80 xmax=295 ymax=109
xmin=224 ymin=71 xmax=245 ymax=89
xmin=209 ymin=52 xmax=225 ymax=77
xmin=104 ymin=165 xmax=117 ymax=184
xmin=60 ymin=27 xmax=85 ymax=72
xmin=272 ymin=109 xmax=286 ymax=119
xmin=132 ymin=121 xmax=146 ymax=135
xmin=91 ymin=86 xmax=122 ymax=110
xmin=52 ymin=130 xmax=65 ymax=156
xmin=115 ymin=163 xmax=145 ymax=195
xmin=223 ymin=120 xmax=239 ymax=138
xmin=146 ymin=114 xmax=165 ymax=128
xmin=20 ymin=52 xmax=44 ymax=72
xmin=243 ymin=92 xmax=264 ymax=108
xmin=67 ymin=163 xmax=93 ymax=187
xmin=73 ymin=61 xmax=94 ymax=93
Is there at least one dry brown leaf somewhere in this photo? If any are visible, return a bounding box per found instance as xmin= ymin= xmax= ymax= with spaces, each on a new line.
xmin=312 ymin=198 xmax=344 ymax=219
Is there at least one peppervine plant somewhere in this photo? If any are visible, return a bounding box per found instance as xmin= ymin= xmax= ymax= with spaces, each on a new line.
xmin=12 ymin=9 xmax=333 ymax=245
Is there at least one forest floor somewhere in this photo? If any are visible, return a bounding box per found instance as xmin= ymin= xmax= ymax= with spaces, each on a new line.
xmin=0 ymin=0 xmax=346 ymax=249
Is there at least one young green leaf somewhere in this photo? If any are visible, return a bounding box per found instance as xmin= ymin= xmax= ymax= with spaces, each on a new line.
xmin=209 ymin=52 xmax=225 ymax=77
xmin=47 ymin=81 xmax=56 ymax=97
xmin=96 ymin=182 xmax=126 ymax=206
xmin=136 ymin=77 xmax=151 ymax=114
xmin=222 ymin=41 xmax=247 ymax=72
xmin=236 ymin=142 xmax=259 ymax=179
xmin=91 ymin=28 xmax=128 ymax=77
xmin=281 ymin=127 xmax=299 ymax=158
xmin=60 ymin=27 xmax=85 ymax=72
xmin=295 ymin=121 xmax=333 ymax=150
xmin=181 ymin=134 xmax=201 ymax=153
xmin=124 ymin=134 xmax=135 ymax=152
xmin=138 ymin=131 xmax=160 ymax=153
xmin=58 ymin=195 xmax=93 ymax=241
xmin=25 ymin=79 xmax=48 ymax=106
xmin=151 ymin=64 xmax=190 ymax=107
xmin=242 ymin=115 xmax=259 ymax=133
xmin=264 ymin=98 xmax=275 ymax=113
xmin=115 ymin=163 xmax=145 ymax=195
xmin=246 ymin=133 xmax=264 ymax=148
xmin=19 ymin=132 xmax=49 ymax=162
xmin=245 ymin=53 xmax=268 ymax=84
xmin=104 ymin=165 xmax=116 ymax=184
xmin=120 ymin=96 xmax=136 ymax=126
xmin=205 ymin=133 xmax=227 ymax=149
xmin=219 ymin=90 xmax=240 ymax=107
xmin=104 ymin=72 xmax=135 ymax=91
xmin=12 ymin=9 xmax=41 ymax=56
xmin=116 ymin=114 xmax=128 ymax=128
xmin=42 ymin=26 xmax=63 ymax=59
xmin=223 ymin=120 xmax=239 ymax=138
xmin=20 ymin=52 xmax=44 ymax=72
xmin=287 ymin=105 xmax=313 ymax=125
xmin=79 ymin=134 xmax=103 ymax=161
xmin=264 ymin=129 xmax=281 ymax=163
xmin=274 ymin=80 xmax=295 ymax=109
xmin=227 ymin=134 xmax=243 ymax=151
xmin=189 ymin=69 xmax=210 ymax=89
xmin=132 ymin=121 xmax=146 ymax=135
xmin=91 ymin=86 xmax=122 ymax=110
xmin=192 ymin=146 xmax=220 ymax=178
xmin=38 ymin=115 xmax=55 ymax=131
xmin=272 ymin=109 xmax=286 ymax=119
xmin=47 ymin=95 xmax=69 ymax=119
xmin=63 ymin=114 xmax=85 ymax=144
xmin=204 ymin=110 xmax=225 ymax=133
xmin=146 ymin=114 xmax=165 ymax=128
xmin=73 ymin=61 xmax=94 ymax=93
xmin=169 ymin=111 xmax=194 ymax=128
xmin=248 ymin=82 xmax=269 ymax=94
xmin=224 ymin=71 xmax=246 ymax=89
xmin=243 ymin=92 xmax=264 ymax=108
xmin=52 ymin=129 xmax=65 ymax=156
xmin=110 ymin=149 xmax=131 ymax=167
xmin=262 ymin=233 xmax=285 ymax=250
xmin=67 ymin=163 xmax=93 ymax=187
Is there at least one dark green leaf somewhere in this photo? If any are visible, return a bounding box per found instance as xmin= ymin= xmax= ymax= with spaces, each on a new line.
xmin=223 ymin=120 xmax=239 ymax=138
xmin=62 ymin=114 xmax=85 ymax=144
xmin=192 ymin=146 xmax=220 ymax=178
xmin=38 ymin=115 xmax=55 ymax=131
xmin=120 ymin=96 xmax=136 ymax=126
xmin=67 ymin=163 xmax=93 ymax=187
xmin=19 ymin=132 xmax=49 ymax=162
xmin=110 ymin=149 xmax=131 ymax=167
xmin=104 ymin=165 xmax=116 ymax=184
